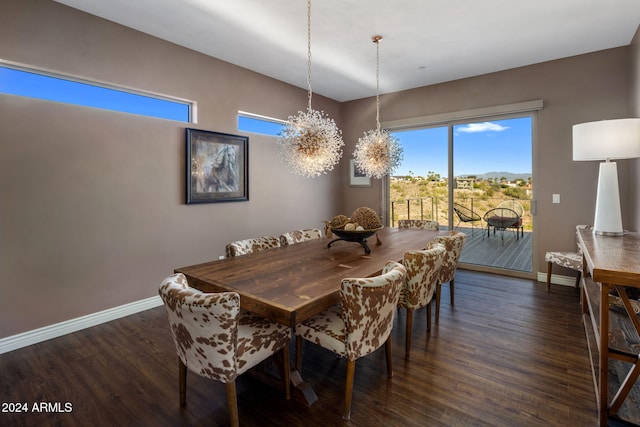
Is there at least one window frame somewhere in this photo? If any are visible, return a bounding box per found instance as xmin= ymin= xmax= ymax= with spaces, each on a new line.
xmin=0 ymin=60 xmax=196 ymax=123
xmin=237 ymin=111 xmax=286 ymax=136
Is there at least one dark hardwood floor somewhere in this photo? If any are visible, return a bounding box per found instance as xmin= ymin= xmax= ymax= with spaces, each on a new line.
xmin=1 ymin=270 xmax=599 ymax=426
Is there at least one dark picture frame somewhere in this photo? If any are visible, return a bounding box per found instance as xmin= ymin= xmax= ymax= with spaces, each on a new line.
xmin=186 ymin=128 xmax=249 ymax=204
xmin=349 ymin=159 xmax=371 ymax=187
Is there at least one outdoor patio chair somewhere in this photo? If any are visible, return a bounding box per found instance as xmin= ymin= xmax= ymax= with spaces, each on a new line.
xmin=496 ymin=200 xmax=525 ymax=238
xmin=452 ymin=203 xmax=482 ymax=235
xmin=483 ymin=207 xmax=520 ymax=245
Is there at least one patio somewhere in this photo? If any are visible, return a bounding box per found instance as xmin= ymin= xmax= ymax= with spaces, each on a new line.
xmin=448 ymin=225 xmax=533 ymax=272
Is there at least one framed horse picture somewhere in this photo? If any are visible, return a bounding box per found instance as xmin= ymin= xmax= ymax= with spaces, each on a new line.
xmin=186 ymin=128 xmax=249 ymax=204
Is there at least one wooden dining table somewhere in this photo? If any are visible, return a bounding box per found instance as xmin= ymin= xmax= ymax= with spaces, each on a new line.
xmin=175 ymin=227 xmax=440 ymax=327
xmin=174 ymin=226 xmax=441 ymax=405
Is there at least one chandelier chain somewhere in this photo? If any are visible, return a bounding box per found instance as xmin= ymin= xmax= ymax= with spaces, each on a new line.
xmin=307 ymin=0 xmax=313 ymax=111
xmin=375 ymin=37 xmax=381 ymax=131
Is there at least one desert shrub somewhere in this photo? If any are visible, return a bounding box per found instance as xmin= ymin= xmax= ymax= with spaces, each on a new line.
xmin=503 ymin=187 xmax=528 ymax=199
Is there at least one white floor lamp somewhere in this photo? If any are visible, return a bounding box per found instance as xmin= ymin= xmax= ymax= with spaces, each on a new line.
xmin=573 ymin=118 xmax=640 ymax=236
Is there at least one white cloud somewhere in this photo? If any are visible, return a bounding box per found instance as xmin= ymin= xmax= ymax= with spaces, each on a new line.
xmin=457 ymin=122 xmax=509 ymax=133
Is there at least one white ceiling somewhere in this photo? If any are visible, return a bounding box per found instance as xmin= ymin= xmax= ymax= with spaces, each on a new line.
xmin=54 ymin=0 xmax=640 ymax=102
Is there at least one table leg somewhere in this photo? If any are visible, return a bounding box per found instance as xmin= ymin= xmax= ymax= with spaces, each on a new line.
xmin=290 ymin=369 xmax=319 ymax=406
xmin=250 ymin=356 xmax=319 ymax=407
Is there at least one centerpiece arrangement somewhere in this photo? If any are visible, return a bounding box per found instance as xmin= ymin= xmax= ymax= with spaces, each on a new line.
xmin=325 ymin=207 xmax=383 ymax=254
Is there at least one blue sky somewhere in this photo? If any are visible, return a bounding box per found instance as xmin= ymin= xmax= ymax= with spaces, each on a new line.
xmin=0 ymin=66 xmax=190 ymax=122
xmin=2 ymin=65 xmax=532 ymax=177
xmin=391 ymin=116 xmax=532 ymax=178
xmin=236 ymin=115 xmax=533 ymax=180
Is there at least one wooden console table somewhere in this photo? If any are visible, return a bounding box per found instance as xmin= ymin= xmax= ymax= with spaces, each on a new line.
xmin=578 ymin=228 xmax=640 ymax=426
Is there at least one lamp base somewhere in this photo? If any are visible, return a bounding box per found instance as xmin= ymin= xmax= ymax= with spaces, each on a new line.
xmin=594 ymin=229 xmax=624 ymax=237
xmin=593 ymin=161 xmax=623 ymax=236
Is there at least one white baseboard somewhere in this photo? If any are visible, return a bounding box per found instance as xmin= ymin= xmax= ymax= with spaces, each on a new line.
xmin=0 ymin=295 xmax=163 ymax=355
xmin=536 ymin=272 xmax=580 ymax=288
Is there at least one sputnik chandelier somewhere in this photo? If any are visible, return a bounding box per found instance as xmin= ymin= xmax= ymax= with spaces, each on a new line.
xmin=277 ymin=0 xmax=344 ymax=178
xmin=353 ymin=35 xmax=403 ymax=179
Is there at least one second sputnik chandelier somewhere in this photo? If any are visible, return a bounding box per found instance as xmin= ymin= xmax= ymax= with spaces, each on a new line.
xmin=353 ymin=35 xmax=403 ymax=179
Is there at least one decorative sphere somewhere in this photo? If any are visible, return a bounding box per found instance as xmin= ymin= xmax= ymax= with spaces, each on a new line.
xmin=351 ymin=207 xmax=382 ymax=230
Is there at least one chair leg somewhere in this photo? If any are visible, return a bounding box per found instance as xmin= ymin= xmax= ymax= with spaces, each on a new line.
xmin=343 ymin=359 xmax=356 ymax=421
xmin=282 ymin=343 xmax=291 ymax=400
xmin=226 ymin=381 xmax=239 ymax=427
xmin=179 ymin=359 xmax=187 ymax=406
xmin=426 ymin=303 xmax=432 ymax=333
xmin=435 ymin=283 xmax=441 ymax=323
xmin=295 ymin=335 xmax=303 ymax=372
xmin=385 ymin=337 xmax=393 ymax=378
xmin=574 ymin=271 xmax=582 ymax=289
xmin=450 ymin=279 xmax=455 ymax=305
xmin=405 ymin=307 xmax=414 ymax=357
xmin=546 ymin=261 xmax=553 ymax=291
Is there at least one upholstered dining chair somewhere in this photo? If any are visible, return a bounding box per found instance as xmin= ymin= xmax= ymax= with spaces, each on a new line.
xmin=398 ymin=242 xmax=446 ymax=357
xmin=397 ymin=219 xmax=440 ymax=230
xmin=432 ymin=231 xmax=466 ymax=323
xmin=225 ymin=236 xmax=280 ymax=257
xmin=295 ymin=261 xmax=407 ymax=421
xmin=279 ymin=228 xmax=322 ymax=246
xmin=158 ymin=273 xmax=291 ymax=427
xmin=545 ymin=225 xmax=592 ymax=291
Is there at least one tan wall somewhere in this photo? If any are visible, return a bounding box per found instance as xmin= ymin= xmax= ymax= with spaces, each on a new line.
xmin=1 ymin=0 xmax=637 ymax=339
xmin=0 ymin=0 xmax=343 ymax=337
xmin=631 ymin=27 xmax=640 ymax=231
xmin=342 ymin=46 xmax=633 ymax=276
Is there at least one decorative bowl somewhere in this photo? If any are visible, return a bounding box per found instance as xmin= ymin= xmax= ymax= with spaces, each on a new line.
xmin=328 ymin=226 xmax=383 ymax=254
xmin=330 ymin=227 xmax=383 ymax=241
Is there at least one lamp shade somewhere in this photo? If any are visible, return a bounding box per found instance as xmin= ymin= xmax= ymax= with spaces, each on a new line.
xmin=572 ymin=117 xmax=640 ymax=236
xmin=573 ymin=118 xmax=640 ymax=161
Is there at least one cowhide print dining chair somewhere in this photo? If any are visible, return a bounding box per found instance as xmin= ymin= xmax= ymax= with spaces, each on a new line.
xmin=295 ymin=261 xmax=406 ymax=421
xmin=545 ymin=225 xmax=592 ymax=291
xmin=432 ymin=231 xmax=466 ymax=323
xmin=279 ymin=228 xmax=322 ymax=246
xmin=397 ymin=219 xmax=440 ymax=230
xmin=158 ymin=273 xmax=291 ymax=427
xmin=398 ymin=242 xmax=446 ymax=357
xmin=224 ymin=236 xmax=280 ymax=257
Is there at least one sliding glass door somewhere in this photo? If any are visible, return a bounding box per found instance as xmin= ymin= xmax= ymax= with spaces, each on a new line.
xmin=388 ymin=115 xmax=533 ymax=275
xmin=388 ymin=125 xmax=449 ymax=225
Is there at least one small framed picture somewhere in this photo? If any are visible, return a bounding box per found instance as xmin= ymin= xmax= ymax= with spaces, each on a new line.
xmin=186 ymin=128 xmax=249 ymax=204
xmin=349 ymin=159 xmax=371 ymax=187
